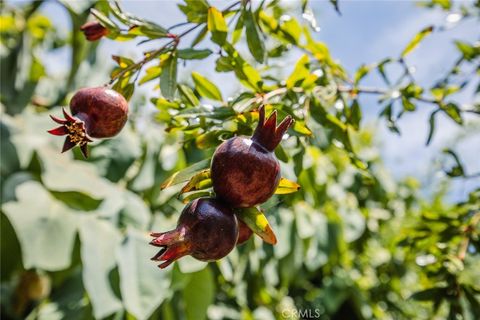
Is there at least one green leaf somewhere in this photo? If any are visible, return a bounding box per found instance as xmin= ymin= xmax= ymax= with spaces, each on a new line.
xmin=207 ymin=7 xmax=228 ymax=45
xmin=79 ymin=216 xmax=122 ymax=319
xmin=231 ymin=10 xmax=245 ymax=44
xmin=139 ymin=65 xmax=161 ymax=85
xmin=178 ymin=0 xmax=210 ymax=23
xmin=117 ymin=228 xmax=172 ymax=320
xmin=409 ymin=286 xmax=445 ymax=301
xmin=354 ymin=64 xmax=372 ymax=85
xmin=160 ymin=52 xmax=178 ymax=100
xmin=443 ymin=148 xmax=465 ymax=177
xmin=183 ymin=267 xmax=215 ymax=320
xmin=274 ymin=178 xmax=301 ymax=195
xmin=440 ymin=102 xmax=463 ymax=124
xmin=235 ymin=207 xmax=277 ymax=244
xmin=2 ymin=181 xmax=77 ymax=271
xmin=90 ymin=8 xmax=119 ymax=30
xmin=161 ymin=159 xmax=211 ymax=189
xmin=245 ymin=9 xmax=265 ymax=63
xmin=178 ymin=48 xmax=212 ymax=60
xmin=192 ymin=71 xmax=223 ymax=101
xmin=426 ymin=110 xmax=439 ymax=145
xmin=178 ymin=84 xmax=200 ymax=106
xmin=286 ymin=54 xmax=310 ymax=89
xmin=455 ymin=40 xmax=479 ymax=61
xmin=401 ymin=25 xmax=434 ymax=57
xmin=180 ymin=169 xmax=212 ymax=194
xmin=349 ymin=100 xmax=362 ymax=130
xmin=401 ymin=96 xmax=416 ymax=111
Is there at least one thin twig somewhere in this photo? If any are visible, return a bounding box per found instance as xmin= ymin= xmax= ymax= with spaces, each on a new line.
xmin=108 ymin=1 xmax=242 ymax=86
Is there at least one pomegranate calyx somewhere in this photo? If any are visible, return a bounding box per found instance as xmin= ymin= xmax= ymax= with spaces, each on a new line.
xmin=252 ymin=106 xmax=294 ymax=152
xmin=150 ymin=228 xmax=190 ymax=269
xmin=48 ymin=108 xmax=93 ymax=158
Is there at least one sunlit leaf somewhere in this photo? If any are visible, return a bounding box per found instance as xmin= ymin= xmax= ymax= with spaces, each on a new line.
xmin=161 ymin=159 xmax=211 ymax=189
xmin=160 ymin=52 xmax=178 ymax=100
xmin=2 ymin=181 xmax=77 ymax=271
xmin=192 ymin=72 xmax=223 ymax=101
xmin=245 ymin=8 xmax=265 ymax=63
xmin=401 ymin=25 xmax=434 ymax=57
xmin=235 ymin=207 xmax=277 ymax=244
xmin=183 ymin=267 xmax=215 ymax=320
xmin=274 ymin=178 xmax=301 ymax=194
xmin=180 ymin=169 xmax=212 ymax=194
xmin=79 ymin=216 xmax=122 ymax=319
xmin=207 ymin=7 xmax=228 ymax=45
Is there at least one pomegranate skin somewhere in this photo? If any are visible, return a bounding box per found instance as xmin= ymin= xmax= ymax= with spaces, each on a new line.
xmin=150 ymin=198 xmax=239 ymax=268
xmin=211 ymin=137 xmax=280 ymax=208
xmin=48 ymin=87 xmax=128 ymax=158
xmin=211 ymin=107 xmax=294 ymax=208
xmin=237 ymin=220 xmax=253 ymax=245
xmin=70 ymin=87 xmax=128 ymax=138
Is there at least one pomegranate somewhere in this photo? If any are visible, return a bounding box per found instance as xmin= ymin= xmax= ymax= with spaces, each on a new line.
xmin=150 ymin=198 xmax=239 ymax=268
xmin=80 ymin=21 xmax=108 ymax=41
xmin=48 ymin=87 xmax=128 ymax=158
xmin=237 ymin=220 xmax=253 ymax=245
xmin=211 ymin=106 xmax=294 ymax=207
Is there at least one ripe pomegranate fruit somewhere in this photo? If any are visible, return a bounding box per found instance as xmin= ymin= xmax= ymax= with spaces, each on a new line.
xmin=150 ymin=198 xmax=239 ymax=268
xmin=211 ymin=106 xmax=294 ymax=208
xmin=80 ymin=21 xmax=108 ymax=41
xmin=48 ymin=87 xmax=128 ymax=158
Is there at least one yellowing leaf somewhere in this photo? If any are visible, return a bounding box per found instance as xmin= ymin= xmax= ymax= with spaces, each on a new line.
xmin=180 ymin=169 xmax=212 ymax=194
xmin=161 ymin=159 xmax=210 ymax=189
xmin=207 ymin=7 xmax=227 ymax=45
xmin=401 ymin=26 xmax=434 ymax=57
xmin=275 ymin=178 xmax=301 ymax=195
xmin=235 ymin=207 xmax=277 ymax=245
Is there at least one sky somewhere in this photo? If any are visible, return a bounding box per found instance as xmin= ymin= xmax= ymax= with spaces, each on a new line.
xmin=14 ymin=0 xmax=480 ymax=202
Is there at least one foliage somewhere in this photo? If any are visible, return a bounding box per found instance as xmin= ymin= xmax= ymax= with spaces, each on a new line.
xmin=1 ymin=0 xmax=479 ymax=319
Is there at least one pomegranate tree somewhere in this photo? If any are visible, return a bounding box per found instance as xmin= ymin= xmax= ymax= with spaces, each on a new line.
xmin=48 ymin=87 xmax=128 ymax=158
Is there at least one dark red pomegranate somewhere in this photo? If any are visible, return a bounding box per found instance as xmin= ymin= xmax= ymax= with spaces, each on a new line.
xmin=48 ymin=87 xmax=128 ymax=158
xmin=211 ymin=107 xmax=294 ymax=208
xmin=150 ymin=198 xmax=239 ymax=268
xmin=237 ymin=220 xmax=253 ymax=245
xmin=80 ymin=21 xmax=108 ymax=41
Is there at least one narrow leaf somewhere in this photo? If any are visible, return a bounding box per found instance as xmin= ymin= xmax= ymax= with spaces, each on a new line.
xmin=178 ymin=48 xmax=212 ymax=60
xmin=235 ymin=207 xmax=277 ymax=244
xmin=207 ymin=7 xmax=228 ymax=45
xmin=161 ymin=159 xmax=211 ymax=189
xmin=401 ymin=25 xmax=434 ymax=57
xmin=180 ymin=169 xmax=212 ymax=194
xmin=160 ymin=52 xmax=178 ymax=100
xmin=274 ymin=178 xmax=301 ymax=195
xmin=245 ymin=9 xmax=265 ymax=63
xmin=192 ymin=72 xmax=223 ymax=101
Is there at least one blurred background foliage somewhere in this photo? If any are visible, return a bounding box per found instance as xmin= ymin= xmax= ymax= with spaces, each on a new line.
xmin=1 ymin=0 xmax=479 ymax=319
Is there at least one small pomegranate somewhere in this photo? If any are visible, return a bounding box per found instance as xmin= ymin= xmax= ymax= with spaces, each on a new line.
xmin=237 ymin=220 xmax=253 ymax=245
xmin=48 ymin=87 xmax=128 ymax=158
xmin=211 ymin=107 xmax=294 ymax=208
xmin=150 ymin=198 xmax=239 ymax=268
xmin=80 ymin=21 xmax=108 ymax=41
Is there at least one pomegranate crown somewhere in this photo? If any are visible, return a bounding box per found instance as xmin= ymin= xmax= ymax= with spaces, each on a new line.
xmin=47 ymin=108 xmax=92 ymax=158
xmin=150 ymin=229 xmax=190 ymax=269
xmin=252 ymin=106 xmax=294 ymax=152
